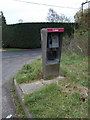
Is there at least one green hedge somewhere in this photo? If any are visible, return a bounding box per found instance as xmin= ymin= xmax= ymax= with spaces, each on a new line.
xmin=2 ymin=22 xmax=76 ymax=48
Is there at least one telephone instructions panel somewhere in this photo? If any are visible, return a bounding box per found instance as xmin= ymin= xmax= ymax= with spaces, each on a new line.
xmin=47 ymin=33 xmax=59 ymax=48
xmin=47 ymin=33 xmax=59 ymax=60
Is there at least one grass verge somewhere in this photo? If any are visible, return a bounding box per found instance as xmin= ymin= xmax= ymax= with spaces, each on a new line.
xmin=15 ymin=53 xmax=88 ymax=118
xmin=2 ymin=48 xmax=31 ymax=51
xmin=60 ymin=53 xmax=88 ymax=87
xmin=16 ymin=54 xmax=88 ymax=87
xmin=16 ymin=57 xmax=42 ymax=84
xmin=24 ymin=83 xmax=88 ymax=118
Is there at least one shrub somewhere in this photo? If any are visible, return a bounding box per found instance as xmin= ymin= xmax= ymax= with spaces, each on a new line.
xmin=2 ymin=22 xmax=76 ymax=48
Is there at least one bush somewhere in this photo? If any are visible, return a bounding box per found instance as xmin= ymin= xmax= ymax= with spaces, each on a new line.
xmin=2 ymin=22 xmax=76 ymax=48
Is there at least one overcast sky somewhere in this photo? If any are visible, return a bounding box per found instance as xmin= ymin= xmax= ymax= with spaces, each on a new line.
xmin=0 ymin=0 xmax=89 ymax=24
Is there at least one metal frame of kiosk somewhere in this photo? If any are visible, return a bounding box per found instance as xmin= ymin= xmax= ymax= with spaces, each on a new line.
xmin=41 ymin=28 xmax=64 ymax=79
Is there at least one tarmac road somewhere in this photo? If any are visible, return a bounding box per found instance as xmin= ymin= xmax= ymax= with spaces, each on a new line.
xmin=1 ymin=49 xmax=41 ymax=118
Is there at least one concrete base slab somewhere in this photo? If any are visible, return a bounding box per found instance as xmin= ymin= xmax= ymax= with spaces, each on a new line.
xmin=19 ymin=81 xmax=45 ymax=94
xmin=41 ymin=76 xmax=65 ymax=85
xmin=19 ymin=76 xmax=65 ymax=95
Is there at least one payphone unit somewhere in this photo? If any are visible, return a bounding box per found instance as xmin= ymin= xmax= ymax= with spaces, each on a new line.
xmin=41 ymin=28 xmax=64 ymax=79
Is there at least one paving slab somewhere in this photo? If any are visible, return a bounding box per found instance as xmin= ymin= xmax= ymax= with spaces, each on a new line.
xmin=41 ymin=76 xmax=65 ymax=85
xmin=19 ymin=76 xmax=65 ymax=95
xmin=19 ymin=81 xmax=45 ymax=94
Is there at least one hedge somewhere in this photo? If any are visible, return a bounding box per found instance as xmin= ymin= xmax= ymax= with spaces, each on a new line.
xmin=2 ymin=22 xmax=77 ymax=48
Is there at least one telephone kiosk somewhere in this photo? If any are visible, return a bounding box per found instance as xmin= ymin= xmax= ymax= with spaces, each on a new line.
xmin=41 ymin=28 xmax=64 ymax=79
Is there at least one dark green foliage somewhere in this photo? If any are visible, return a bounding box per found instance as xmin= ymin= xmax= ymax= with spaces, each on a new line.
xmin=2 ymin=22 xmax=76 ymax=48
xmin=0 ymin=11 xmax=6 ymax=24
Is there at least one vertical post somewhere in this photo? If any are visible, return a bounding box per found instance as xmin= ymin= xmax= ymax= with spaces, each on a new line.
xmin=81 ymin=3 xmax=83 ymax=17
xmin=81 ymin=1 xmax=90 ymax=23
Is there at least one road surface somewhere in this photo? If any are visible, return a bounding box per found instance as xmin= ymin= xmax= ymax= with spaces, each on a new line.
xmin=1 ymin=49 xmax=41 ymax=118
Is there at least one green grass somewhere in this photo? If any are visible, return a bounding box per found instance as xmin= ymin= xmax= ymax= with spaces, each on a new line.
xmin=60 ymin=54 xmax=88 ymax=87
xmin=16 ymin=57 xmax=42 ymax=84
xmin=16 ymin=53 xmax=88 ymax=87
xmin=2 ymin=48 xmax=31 ymax=51
xmin=21 ymin=54 xmax=88 ymax=118
xmin=24 ymin=83 xmax=88 ymax=118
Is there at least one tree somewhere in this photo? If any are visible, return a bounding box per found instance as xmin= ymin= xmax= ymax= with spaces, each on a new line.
xmin=46 ymin=8 xmax=70 ymax=22
xmin=74 ymin=8 xmax=90 ymax=24
xmin=0 ymin=11 xmax=6 ymax=24
xmin=18 ymin=19 xmax=23 ymax=23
